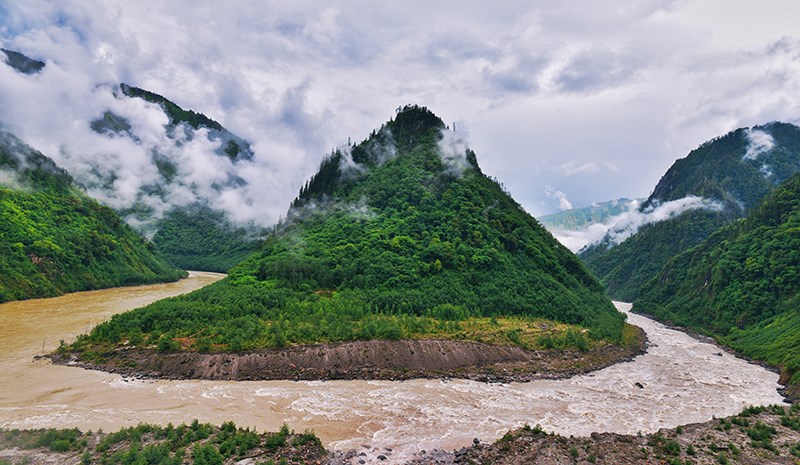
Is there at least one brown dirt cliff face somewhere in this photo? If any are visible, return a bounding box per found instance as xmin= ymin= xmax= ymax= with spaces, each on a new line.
xmin=54 ymin=329 xmax=646 ymax=382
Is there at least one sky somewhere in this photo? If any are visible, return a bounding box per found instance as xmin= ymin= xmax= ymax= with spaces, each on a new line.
xmin=2 ymin=0 xmax=800 ymax=225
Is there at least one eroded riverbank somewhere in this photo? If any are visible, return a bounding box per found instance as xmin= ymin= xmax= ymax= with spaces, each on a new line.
xmin=0 ymin=280 xmax=787 ymax=464
xmin=51 ymin=328 xmax=646 ymax=383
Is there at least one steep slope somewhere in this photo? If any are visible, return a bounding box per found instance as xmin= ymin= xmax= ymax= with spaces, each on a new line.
xmin=70 ymin=106 xmax=627 ymax=360
xmin=581 ymin=122 xmax=800 ymax=300
xmin=1 ymin=50 xmax=262 ymax=272
xmin=634 ymin=173 xmax=800 ymax=392
xmin=0 ymin=130 xmax=186 ymax=302
xmin=150 ymin=204 xmax=259 ymax=272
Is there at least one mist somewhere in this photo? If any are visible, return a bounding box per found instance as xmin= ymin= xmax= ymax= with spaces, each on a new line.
xmin=744 ymin=128 xmax=775 ymax=160
xmin=0 ymin=57 xmax=293 ymax=234
xmin=437 ymin=128 xmax=470 ymax=175
xmin=548 ymin=196 xmax=723 ymax=253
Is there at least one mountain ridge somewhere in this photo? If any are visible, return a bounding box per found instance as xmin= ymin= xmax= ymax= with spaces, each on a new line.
xmin=1 ymin=49 xmax=263 ymax=272
xmin=580 ymin=122 xmax=800 ymax=301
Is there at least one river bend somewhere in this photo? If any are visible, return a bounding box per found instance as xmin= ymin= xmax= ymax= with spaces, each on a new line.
xmin=0 ymin=273 xmax=785 ymax=462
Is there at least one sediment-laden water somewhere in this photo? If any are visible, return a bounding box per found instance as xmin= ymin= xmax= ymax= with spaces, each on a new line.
xmin=0 ymin=275 xmax=785 ymax=464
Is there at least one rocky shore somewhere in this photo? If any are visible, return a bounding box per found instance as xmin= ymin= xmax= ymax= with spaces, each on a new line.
xmin=50 ymin=327 xmax=646 ymax=384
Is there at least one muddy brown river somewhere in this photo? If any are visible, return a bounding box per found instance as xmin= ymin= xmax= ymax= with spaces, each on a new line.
xmin=0 ymin=272 xmax=786 ymax=463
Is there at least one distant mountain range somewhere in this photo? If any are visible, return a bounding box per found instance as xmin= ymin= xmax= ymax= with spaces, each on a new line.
xmin=538 ymin=198 xmax=638 ymax=231
xmin=538 ymin=198 xmax=640 ymax=252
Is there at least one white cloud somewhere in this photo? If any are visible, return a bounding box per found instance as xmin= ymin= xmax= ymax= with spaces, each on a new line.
xmin=555 ymin=161 xmax=601 ymax=176
xmin=1 ymin=0 xmax=800 ymax=226
xmin=545 ymin=187 xmax=573 ymax=210
xmin=437 ymin=128 xmax=470 ymax=175
xmin=743 ymin=128 xmax=774 ymax=160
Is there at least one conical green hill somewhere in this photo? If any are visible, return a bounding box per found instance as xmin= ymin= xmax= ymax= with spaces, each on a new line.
xmin=80 ymin=106 xmax=625 ymax=352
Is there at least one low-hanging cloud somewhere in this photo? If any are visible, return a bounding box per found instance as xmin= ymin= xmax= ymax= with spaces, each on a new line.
xmin=743 ymin=128 xmax=775 ymax=160
xmin=437 ymin=128 xmax=470 ymax=175
xmin=0 ymin=50 xmax=314 ymax=236
xmin=545 ymin=187 xmax=573 ymax=210
xmin=335 ymin=144 xmax=366 ymax=180
xmin=547 ymin=196 xmax=723 ymax=252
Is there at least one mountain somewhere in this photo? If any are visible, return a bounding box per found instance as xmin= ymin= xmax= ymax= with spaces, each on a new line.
xmin=539 ymin=198 xmax=641 ymax=252
xmin=634 ymin=173 xmax=800 ymax=395
xmin=1 ymin=48 xmax=44 ymax=74
xmin=0 ymin=130 xmax=186 ymax=303
xmin=539 ymin=198 xmax=637 ymax=231
xmin=580 ymin=122 xmax=800 ymax=301
xmin=150 ymin=204 xmax=260 ymax=272
xmin=116 ymin=83 xmax=254 ymax=162
xmin=1 ymin=49 xmax=262 ymax=272
xmin=94 ymin=84 xmax=263 ymax=272
xmin=72 ymin=105 xmax=627 ymax=355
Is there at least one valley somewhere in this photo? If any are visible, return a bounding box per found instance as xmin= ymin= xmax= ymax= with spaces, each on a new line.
xmin=2 ymin=12 xmax=800 ymax=461
xmin=0 ymin=278 xmax=786 ymax=463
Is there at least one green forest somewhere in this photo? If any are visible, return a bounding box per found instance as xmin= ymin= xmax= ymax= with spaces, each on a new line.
xmin=634 ymin=173 xmax=800 ymax=388
xmin=0 ymin=131 xmax=186 ymax=303
xmin=582 ymin=122 xmax=800 ymax=301
xmin=70 ymin=106 xmax=626 ymax=356
xmin=151 ymin=205 xmax=262 ymax=273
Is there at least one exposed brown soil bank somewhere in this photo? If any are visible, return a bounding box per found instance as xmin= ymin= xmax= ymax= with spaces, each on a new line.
xmin=52 ymin=328 xmax=646 ymax=383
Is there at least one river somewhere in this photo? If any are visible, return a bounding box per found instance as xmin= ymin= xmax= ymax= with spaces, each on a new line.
xmin=0 ymin=272 xmax=786 ymax=463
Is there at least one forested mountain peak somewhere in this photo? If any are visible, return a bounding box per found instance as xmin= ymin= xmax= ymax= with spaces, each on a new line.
xmin=645 ymin=121 xmax=800 ymax=214
xmin=75 ymin=106 xmax=628 ymax=356
xmin=580 ymin=121 xmax=800 ymax=301
xmin=292 ymin=104 xmax=476 ymax=209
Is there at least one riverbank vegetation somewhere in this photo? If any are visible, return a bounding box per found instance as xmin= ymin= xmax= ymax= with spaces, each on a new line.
xmin=454 ymin=404 xmax=800 ymax=465
xmin=0 ymin=131 xmax=186 ymax=303
xmin=64 ymin=106 xmax=626 ymax=360
xmin=0 ymin=421 xmax=325 ymax=465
